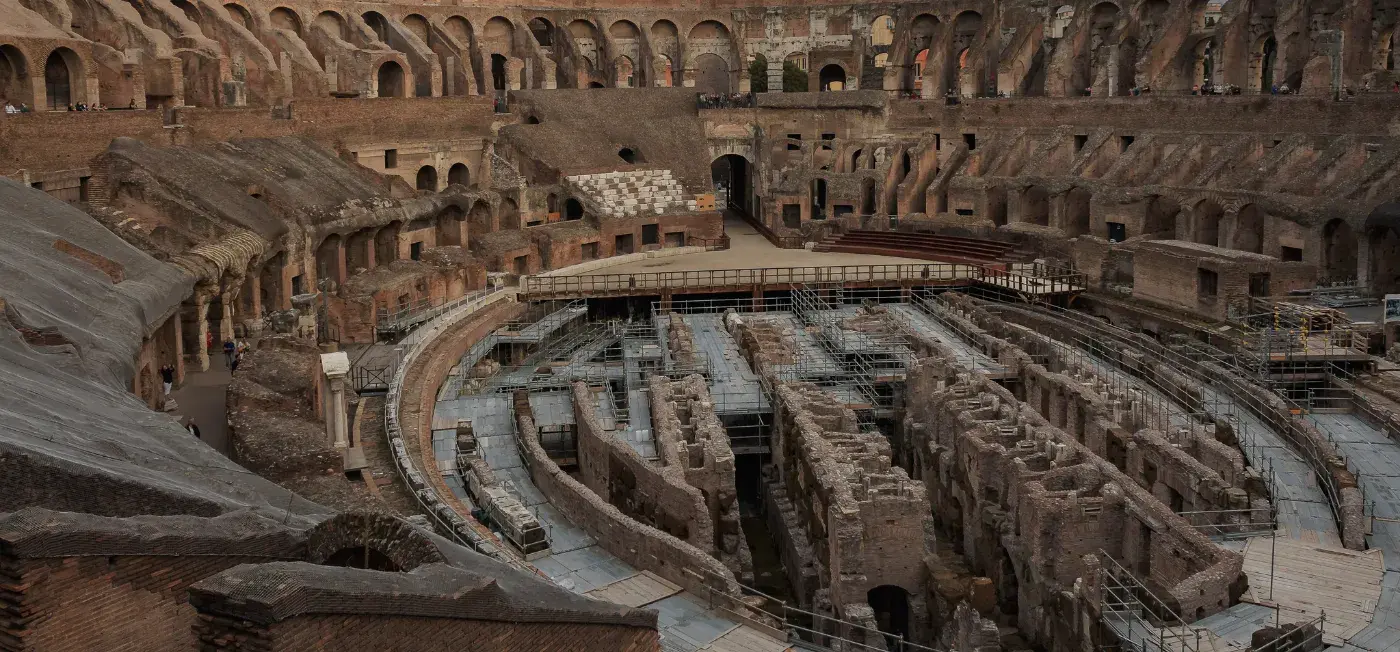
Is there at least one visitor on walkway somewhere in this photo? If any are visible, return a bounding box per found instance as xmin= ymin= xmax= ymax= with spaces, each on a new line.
xmin=159 ymin=364 xmax=175 ymax=395
xmin=222 ymin=338 xmax=236 ymax=368
xmin=185 ymin=418 xmax=201 ymax=439
xmin=230 ymin=349 xmax=243 ymax=373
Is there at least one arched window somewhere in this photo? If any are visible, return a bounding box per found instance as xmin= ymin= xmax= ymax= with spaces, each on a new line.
xmin=819 ymin=64 xmax=846 ymax=91
xmin=447 ymin=163 xmax=470 ymax=187
xmin=415 ymin=166 xmax=438 ymax=191
xmin=44 ymin=49 xmax=79 ymax=110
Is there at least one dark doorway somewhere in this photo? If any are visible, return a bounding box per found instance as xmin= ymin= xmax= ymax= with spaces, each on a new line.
xmin=415 ymin=165 xmax=437 ymax=191
xmin=810 ymin=178 xmax=827 ymax=220
xmin=711 ymin=155 xmax=751 ymax=215
xmin=447 ymin=163 xmax=470 ymax=187
xmin=615 ymin=233 xmax=635 ymax=254
xmin=491 ymin=53 xmax=508 ymax=91
xmin=867 ymin=585 xmax=911 ymax=646
xmin=44 ymin=50 xmax=73 ymax=110
xmin=818 ymin=64 xmax=846 ymax=91
xmin=642 ymin=223 xmax=659 ymax=246
xmin=377 ymin=60 xmax=405 ymax=98
xmin=861 ymin=179 xmax=876 ymax=216
xmin=1107 ymin=221 xmax=1127 ymax=242
xmin=565 ymin=198 xmax=584 ymax=220
xmin=618 ymin=147 xmax=638 ymax=164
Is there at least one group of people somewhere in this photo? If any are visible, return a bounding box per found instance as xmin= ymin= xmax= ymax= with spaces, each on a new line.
xmin=65 ymin=102 xmax=112 ymax=111
xmin=2 ymin=100 xmax=30 ymax=114
xmin=697 ymin=92 xmax=756 ymax=109
xmin=222 ymin=338 xmax=249 ymax=373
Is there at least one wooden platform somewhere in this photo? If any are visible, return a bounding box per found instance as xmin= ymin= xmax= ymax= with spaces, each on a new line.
xmin=1241 ymin=537 xmax=1384 ymax=644
xmin=584 ymin=570 xmax=683 ymax=607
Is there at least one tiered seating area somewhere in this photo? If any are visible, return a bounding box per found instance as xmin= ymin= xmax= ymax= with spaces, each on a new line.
xmin=812 ymin=230 xmax=1033 ymax=265
xmin=565 ymin=170 xmax=697 ymax=218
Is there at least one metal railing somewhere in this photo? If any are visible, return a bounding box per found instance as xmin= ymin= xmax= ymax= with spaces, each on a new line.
xmin=683 ymin=568 xmax=943 ymax=652
xmin=1096 ymin=552 xmax=1203 ymax=652
xmin=522 ymin=262 xmax=1085 ymax=296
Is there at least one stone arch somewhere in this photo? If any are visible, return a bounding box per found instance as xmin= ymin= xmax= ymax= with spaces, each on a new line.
xmin=467 ymin=200 xmax=493 ymax=235
xmin=615 ymin=55 xmax=635 ymax=87
xmin=402 ymin=14 xmax=430 ymax=44
xmin=1322 ymin=218 xmax=1357 ymax=282
xmin=346 ymin=229 xmax=375 ymax=272
xmin=1369 ymin=226 xmax=1400 ymax=294
xmin=0 ymin=44 xmax=32 ymax=109
xmin=1189 ymin=37 xmax=1215 ymax=89
xmin=315 ymin=234 xmax=343 ymax=286
xmin=655 ymin=54 xmax=675 ymax=87
xmin=950 ymin=11 xmax=984 ymax=97
xmin=376 ymin=60 xmax=405 ymax=98
xmin=1051 ymin=5 xmax=1075 ymax=38
xmin=362 ymin=11 xmax=389 ymax=43
xmin=529 ymin=17 xmax=554 ymax=47
xmin=498 ymin=198 xmax=520 ymax=230
xmin=711 ymin=154 xmax=752 ymax=214
xmin=1193 ymin=199 xmax=1223 ymax=247
xmin=1022 ymin=186 xmax=1050 ymax=226
xmin=490 ymin=53 xmax=507 ymax=90
xmin=1065 ymin=187 xmax=1092 ymax=236
xmin=484 ymin=16 xmax=514 ymax=55
xmin=224 ymin=2 xmax=253 ymax=31
xmin=43 ymin=47 xmax=83 ymax=110
xmin=307 ymin=512 xmax=447 ymax=572
xmin=1375 ymin=24 xmax=1396 ymax=71
xmin=850 ymin=148 xmax=863 ymax=172
xmin=693 ymin=53 xmax=729 ymax=93
xmin=1251 ymin=34 xmax=1278 ymax=92
xmin=867 ymin=585 xmax=911 ymax=644
xmin=819 ymin=63 xmax=846 ymax=91
xmin=1145 ymin=195 xmax=1179 ymax=236
xmin=268 ymin=6 xmax=302 ymax=36
xmin=445 ymin=16 xmax=474 ymax=47
xmin=375 ymin=221 xmax=402 ymax=263
xmin=447 ymin=162 xmax=470 ymax=187
xmin=315 ymin=11 xmax=349 ymax=42
xmin=1233 ymin=204 xmax=1264 ymax=253
xmin=907 ymin=14 xmax=939 ymax=93
xmin=565 ymin=197 xmax=584 ymax=220
xmin=415 ymin=165 xmax=437 ymax=191
xmin=861 ymin=178 xmax=877 ymax=215
xmin=871 ymin=14 xmax=894 ymax=47
xmin=437 ymin=205 xmax=464 ymax=246
xmin=610 ymin=20 xmax=639 ymax=40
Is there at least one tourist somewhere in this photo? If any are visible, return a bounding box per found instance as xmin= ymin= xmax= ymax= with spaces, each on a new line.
xmin=222 ymin=338 xmax=236 ymax=368
xmin=1279 ymin=83 xmax=1291 ymax=94
xmin=128 ymin=98 xmax=137 ymax=109
xmin=230 ymin=349 xmax=242 ymax=373
xmin=159 ymin=364 xmax=175 ymax=395
xmin=19 ymin=103 xmax=29 ymax=113
xmin=185 ymin=418 xmax=201 ymax=439
xmin=3 ymin=101 xmax=16 ymax=115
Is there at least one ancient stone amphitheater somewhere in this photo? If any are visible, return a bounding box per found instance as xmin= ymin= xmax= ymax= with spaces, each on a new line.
xmin=5 ymin=0 xmax=1400 ymax=650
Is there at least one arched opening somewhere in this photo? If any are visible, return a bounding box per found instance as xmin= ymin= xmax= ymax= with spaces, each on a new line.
xmin=658 ymin=55 xmax=675 ymax=87
xmin=565 ymin=198 xmax=584 ymax=221
xmin=498 ymin=198 xmax=520 ymax=230
xmin=871 ymin=14 xmax=894 ymax=47
xmin=1192 ymin=198 xmax=1226 ymax=247
xmin=1322 ymin=218 xmax=1357 ymax=282
xmin=1052 ymin=5 xmax=1075 ymax=38
xmin=0 ymin=45 xmax=31 ymax=109
xmin=1376 ymin=27 xmax=1396 ymax=72
xmin=850 ymin=149 xmax=863 ymax=172
xmin=1023 ymin=186 xmax=1050 ymax=226
xmin=810 ymin=178 xmax=828 ymax=219
xmin=415 ymin=165 xmax=437 ymax=191
xmin=258 ymin=252 xmax=286 ymax=313
xmin=1194 ymin=199 xmax=1223 ymax=247
xmin=437 ymin=206 xmax=464 ymax=246
xmin=315 ymin=234 xmax=343 ymax=287
xmin=347 ymin=229 xmax=374 ymax=272
xmin=376 ymin=60 xmax=405 ymax=98
xmin=269 ymin=7 xmax=302 ymax=36
xmin=447 ymin=163 xmax=470 ymax=187
xmin=375 ymin=222 xmax=402 ymax=264
xmin=588 ymin=81 xmax=605 ymax=88
xmin=1255 ymin=36 xmax=1278 ymax=91
xmin=615 ymin=55 xmax=635 ymax=87
xmin=224 ymin=3 xmax=253 ymax=31
xmin=711 ymin=154 xmax=751 ymax=215
xmin=867 ymin=585 xmax=911 ymax=646
xmin=1065 ymin=187 xmax=1092 ymax=236
xmin=988 ymin=186 xmax=1009 ymax=226
xmin=861 ymin=178 xmax=877 ymax=215
xmin=362 ymin=11 xmax=389 ymax=42
xmin=1145 ymin=196 xmax=1179 ymax=237
xmin=485 ymin=16 xmax=515 ymax=54
xmin=468 ymin=200 xmax=493 ymax=235
xmin=1233 ymin=204 xmax=1264 ymax=253
xmin=525 ymin=114 xmax=540 ymax=124
xmin=1370 ymin=226 xmax=1400 ymax=294
xmin=323 ymin=546 xmax=402 ymax=571
xmin=782 ymin=53 xmax=808 ymax=92
xmin=818 ymin=64 xmax=846 ymax=91
xmin=618 ymin=148 xmax=638 ymax=164
xmin=528 ymin=17 xmax=554 ymax=47
xmin=748 ymin=53 xmax=769 ymax=93
xmin=693 ymin=53 xmax=730 ymax=94
xmin=491 ymin=53 xmax=508 ymax=91
xmin=950 ymin=11 xmax=984 ymax=97
xmin=44 ymin=49 xmax=79 ymax=111
xmin=1191 ymin=38 xmax=1215 ymax=89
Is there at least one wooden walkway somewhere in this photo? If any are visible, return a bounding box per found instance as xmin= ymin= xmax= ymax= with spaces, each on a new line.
xmin=1241 ymin=537 xmax=1384 ymax=644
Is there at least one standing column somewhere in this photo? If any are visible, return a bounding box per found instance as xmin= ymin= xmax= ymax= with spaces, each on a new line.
xmin=320 ymin=352 xmax=351 ymax=448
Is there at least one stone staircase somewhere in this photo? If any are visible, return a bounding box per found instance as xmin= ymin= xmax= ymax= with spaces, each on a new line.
xmin=565 ymin=170 xmax=696 ymax=218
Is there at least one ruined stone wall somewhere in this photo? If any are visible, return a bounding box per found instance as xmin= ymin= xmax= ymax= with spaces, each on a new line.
xmin=1132 ymin=242 xmax=1317 ymax=321
xmin=196 ymin=615 xmax=660 ymax=652
xmin=648 ymin=374 xmax=751 ymax=582
xmin=572 ymin=381 xmax=713 ymax=550
xmin=515 ymin=402 xmax=737 ymax=597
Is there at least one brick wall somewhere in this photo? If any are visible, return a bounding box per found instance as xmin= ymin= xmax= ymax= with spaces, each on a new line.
xmin=1 ymin=553 xmax=272 ymax=652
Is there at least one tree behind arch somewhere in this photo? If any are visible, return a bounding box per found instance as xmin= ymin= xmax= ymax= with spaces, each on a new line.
xmin=783 ymin=61 xmax=808 ymax=92
xmin=749 ymin=54 xmax=768 ymax=92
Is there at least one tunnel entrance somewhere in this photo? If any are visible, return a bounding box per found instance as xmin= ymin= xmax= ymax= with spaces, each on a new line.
xmin=867 ymin=585 xmax=911 ymax=646
xmin=322 ymin=546 xmax=403 ymax=571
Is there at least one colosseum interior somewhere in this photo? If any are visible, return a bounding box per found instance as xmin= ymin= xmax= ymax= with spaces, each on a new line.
xmin=6 ymin=0 xmax=1400 ymax=650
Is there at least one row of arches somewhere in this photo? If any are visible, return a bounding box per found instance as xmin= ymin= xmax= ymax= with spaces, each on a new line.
xmin=414 ymin=162 xmax=472 ymax=192
xmin=0 ymin=44 xmax=87 ymax=111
